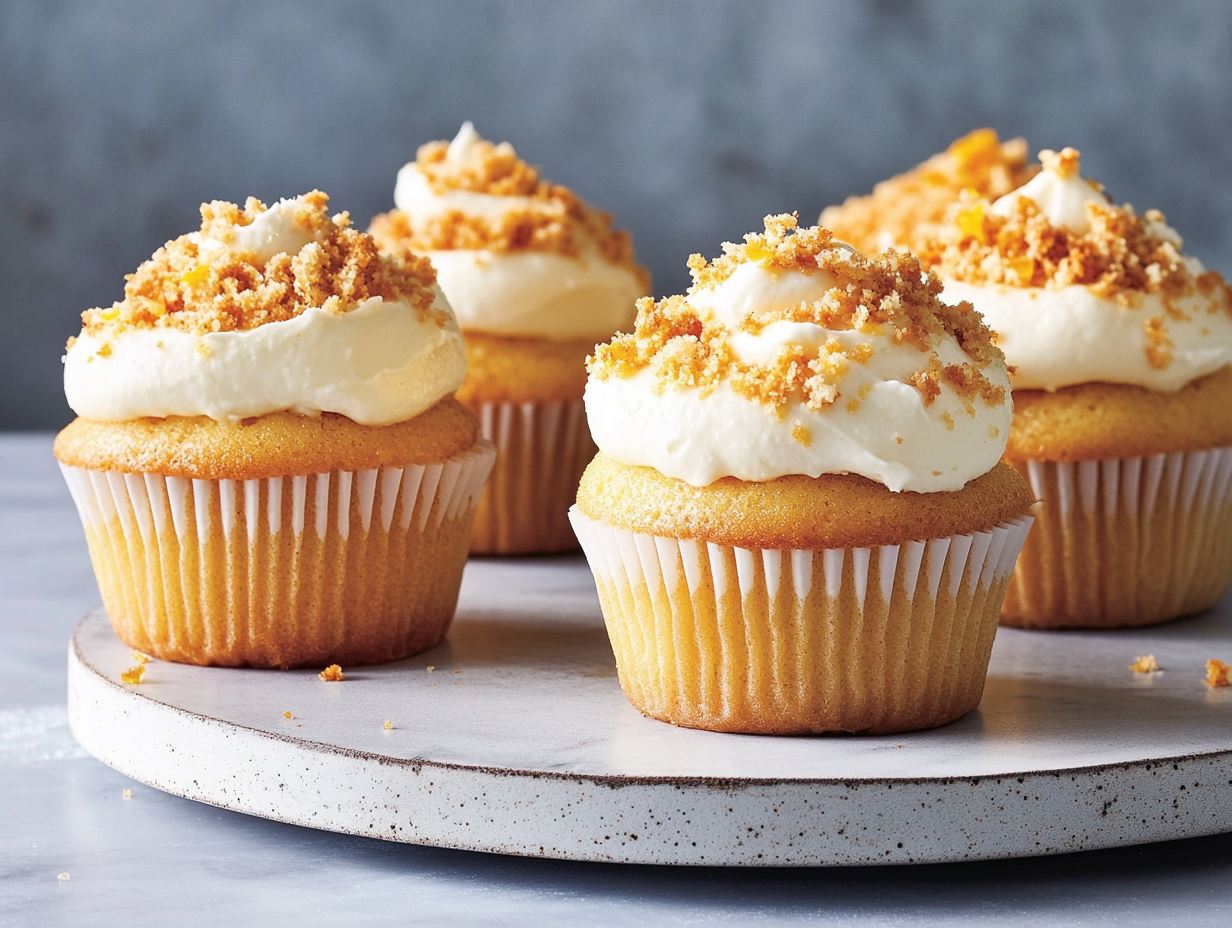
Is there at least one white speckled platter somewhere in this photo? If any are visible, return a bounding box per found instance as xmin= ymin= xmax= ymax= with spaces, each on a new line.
xmin=67 ymin=557 xmax=1232 ymax=866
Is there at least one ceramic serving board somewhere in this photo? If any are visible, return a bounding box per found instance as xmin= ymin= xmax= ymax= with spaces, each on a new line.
xmin=67 ymin=556 xmax=1232 ymax=866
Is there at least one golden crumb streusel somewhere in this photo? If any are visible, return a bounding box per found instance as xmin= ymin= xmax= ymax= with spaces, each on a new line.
xmin=368 ymin=135 xmax=648 ymax=288
xmin=1206 ymin=659 xmax=1230 ymax=687
xmin=917 ymin=149 xmax=1232 ymax=315
xmin=1129 ymin=654 xmax=1160 ymax=673
xmin=589 ymin=214 xmax=1007 ymax=416
xmin=75 ymin=191 xmax=442 ymax=345
xmin=819 ymin=129 xmax=1037 ymax=255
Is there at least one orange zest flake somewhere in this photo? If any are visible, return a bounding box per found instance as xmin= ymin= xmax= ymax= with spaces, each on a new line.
xmin=1206 ymin=659 xmax=1230 ymax=687
xmin=589 ymin=215 xmax=1006 ymax=416
xmin=76 ymin=191 xmax=442 ymax=343
xmin=367 ymin=136 xmax=649 ymax=288
xmin=318 ymin=664 xmax=345 ymax=682
xmin=955 ymin=204 xmax=988 ymax=244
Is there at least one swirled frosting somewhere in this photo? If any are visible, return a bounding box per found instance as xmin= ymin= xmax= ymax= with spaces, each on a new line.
xmin=919 ymin=148 xmax=1232 ymax=392
xmin=369 ymin=123 xmax=648 ymax=341
xmin=585 ymin=215 xmax=1013 ymax=493
xmin=64 ymin=191 xmax=467 ymax=425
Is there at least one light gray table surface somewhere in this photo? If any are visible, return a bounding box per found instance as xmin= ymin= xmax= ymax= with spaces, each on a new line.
xmin=5 ymin=432 xmax=1232 ymax=927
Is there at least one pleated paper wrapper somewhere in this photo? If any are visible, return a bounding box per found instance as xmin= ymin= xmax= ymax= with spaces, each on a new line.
xmin=569 ymin=506 xmax=1034 ymax=735
xmin=1003 ymin=448 xmax=1232 ymax=629
xmin=468 ymin=400 xmax=595 ymax=554
xmin=60 ymin=440 xmax=495 ymax=668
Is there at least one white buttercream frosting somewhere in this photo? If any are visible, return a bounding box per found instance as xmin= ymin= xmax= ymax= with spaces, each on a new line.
xmin=65 ymin=296 xmax=466 ymax=425
xmin=585 ymin=218 xmax=1013 ymax=493
xmin=941 ymin=279 xmax=1232 ymax=392
xmin=65 ymin=194 xmax=467 ymax=425
xmin=419 ymin=249 xmax=645 ymax=341
xmin=385 ymin=123 xmax=645 ymax=341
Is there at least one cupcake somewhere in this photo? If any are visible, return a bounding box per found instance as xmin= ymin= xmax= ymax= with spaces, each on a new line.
xmin=369 ymin=123 xmax=650 ymax=554
xmin=918 ymin=149 xmax=1232 ymax=628
xmin=569 ymin=215 xmax=1034 ymax=735
xmin=820 ymin=128 xmax=1036 ymax=256
xmin=55 ymin=191 xmax=495 ymax=667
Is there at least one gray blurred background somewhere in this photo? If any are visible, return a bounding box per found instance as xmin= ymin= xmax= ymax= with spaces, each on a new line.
xmin=2 ymin=0 xmax=1230 ymax=430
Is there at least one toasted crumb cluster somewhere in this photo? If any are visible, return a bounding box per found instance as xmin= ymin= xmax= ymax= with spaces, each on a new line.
xmin=1129 ymin=654 xmax=1160 ymax=673
xmin=819 ymin=129 xmax=1037 ymax=255
xmin=1206 ymin=659 xmax=1230 ymax=687
xmin=589 ymin=214 xmax=1006 ymax=415
xmin=76 ymin=191 xmax=442 ymax=344
xmin=318 ymin=664 xmax=345 ymax=682
xmin=917 ymin=150 xmax=1232 ymax=318
xmin=368 ymin=137 xmax=648 ymax=287
xmin=120 ymin=648 xmax=151 ymax=684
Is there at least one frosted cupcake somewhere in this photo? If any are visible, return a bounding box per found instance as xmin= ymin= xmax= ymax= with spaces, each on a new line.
xmin=919 ymin=149 xmax=1232 ymax=628
xmin=55 ymin=191 xmax=495 ymax=667
xmin=569 ymin=215 xmax=1034 ymax=735
xmin=370 ymin=123 xmax=649 ymax=554
xmin=820 ymin=128 xmax=1036 ymax=256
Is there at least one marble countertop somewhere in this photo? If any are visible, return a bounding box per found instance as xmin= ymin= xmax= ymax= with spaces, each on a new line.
xmin=5 ymin=432 xmax=1232 ymax=926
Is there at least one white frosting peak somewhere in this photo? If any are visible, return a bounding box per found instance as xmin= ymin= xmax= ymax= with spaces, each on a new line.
xmin=689 ymin=262 xmax=845 ymax=327
xmin=989 ymin=151 xmax=1109 ymax=235
xmin=445 ymin=121 xmax=482 ymax=164
xmin=199 ymin=198 xmax=318 ymax=264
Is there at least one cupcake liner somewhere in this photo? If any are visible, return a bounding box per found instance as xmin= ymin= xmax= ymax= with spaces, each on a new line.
xmin=569 ymin=506 xmax=1033 ymax=735
xmin=1003 ymin=448 xmax=1232 ymax=629
xmin=60 ymin=439 xmax=496 ymax=667
xmin=468 ymin=400 xmax=595 ymax=554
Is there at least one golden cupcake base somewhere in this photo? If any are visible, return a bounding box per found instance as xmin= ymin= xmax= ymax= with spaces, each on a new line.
xmin=570 ymin=507 xmax=1033 ymax=735
xmin=468 ymin=400 xmax=595 ymax=554
xmin=60 ymin=440 xmax=495 ymax=667
xmin=1003 ymin=450 xmax=1232 ymax=629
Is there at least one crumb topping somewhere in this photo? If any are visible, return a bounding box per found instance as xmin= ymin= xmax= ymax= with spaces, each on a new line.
xmin=917 ymin=150 xmax=1232 ymax=311
xmin=368 ymin=136 xmax=648 ymax=287
xmin=77 ymin=191 xmax=442 ymax=343
xmin=1129 ymin=654 xmax=1160 ymax=673
xmin=589 ymin=214 xmax=1007 ymax=415
xmin=318 ymin=663 xmax=345 ymax=682
xmin=819 ymin=129 xmax=1037 ymax=254
xmin=1206 ymin=658 xmax=1230 ymax=687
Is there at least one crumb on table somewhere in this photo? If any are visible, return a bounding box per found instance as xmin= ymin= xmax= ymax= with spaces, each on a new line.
xmin=1206 ymin=659 xmax=1230 ymax=687
xmin=318 ymin=664 xmax=345 ymax=682
xmin=120 ymin=664 xmax=146 ymax=685
xmin=1129 ymin=654 xmax=1160 ymax=673
xmin=283 ymin=711 xmax=293 ymax=719
xmin=383 ymin=720 xmax=393 ymax=730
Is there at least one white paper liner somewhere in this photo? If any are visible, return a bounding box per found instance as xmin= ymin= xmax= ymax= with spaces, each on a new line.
xmin=1004 ymin=448 xmax=1232 ymax=628
xmin=468 ymin=400 xmax=595 ymax=554
xmin=59 ymin=439 xmax=496 ymax=666
xmin=569 ymin=506 xmax=1033 ymax=735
